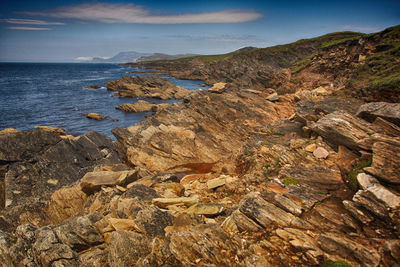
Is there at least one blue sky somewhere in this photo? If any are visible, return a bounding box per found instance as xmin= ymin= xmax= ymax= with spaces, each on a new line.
xmin=0 ymin=0 xmax=399 ymax=62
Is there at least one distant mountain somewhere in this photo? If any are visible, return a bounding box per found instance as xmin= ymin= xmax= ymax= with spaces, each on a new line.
xmin=134 ymin=53 xmax=201 ymax=62
xmin=232 ymin=46 xmax=258 ymax=53
xmin=76 ymin=51 xmax=151 ymax=63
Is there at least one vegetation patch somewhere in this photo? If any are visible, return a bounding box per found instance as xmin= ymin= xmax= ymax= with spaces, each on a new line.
xmin=348 ymin=158 xmax=373 ymax=190
xmin=323 ymin=260 xmax=352 ymax=267
xmin=320 ymin=34 xmax=364 ymax=49
xmin=283 ymin=177 xmax=299 ymax=186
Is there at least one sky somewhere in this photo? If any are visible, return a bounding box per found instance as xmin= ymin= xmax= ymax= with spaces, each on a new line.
xmin=0 ymin=0 xmax=399 ymax=62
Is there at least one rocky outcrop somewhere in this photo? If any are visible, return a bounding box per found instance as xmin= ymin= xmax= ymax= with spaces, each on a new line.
xmin=85 ymin=112 xmax=107 ymax=120
xmin=112 ymin=89 xmax=294 ymax=173
xmin=0 ymin=129 xmax=120 ymax=230
xmin=106 ymin=75 xmax=191 ymax=99
xmin=116 ymin=100 xmax=155 ymax=113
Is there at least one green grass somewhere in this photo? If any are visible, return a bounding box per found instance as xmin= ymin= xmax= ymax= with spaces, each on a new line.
xmin=320 ymin=35 xmax=365 ymax=49
xmin=264 ymin=164 xmax=271 ymax=169
xmin=348 ymin=158 xmax=373 ymax=190
xmin=323 ymin=260 xmax=352 ymax=267
xmin=283 ymin=177 xmax=299 ymax=186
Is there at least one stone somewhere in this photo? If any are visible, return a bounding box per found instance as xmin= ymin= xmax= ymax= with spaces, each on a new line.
xmin=312 ymin=86 xmax=329 ymax=96
xmin=53 ymin=215 xmax=104 ymax=252
xmin=47 ymin=185 xmax=87 ymax=224
xmin=356 ymin=102 xmax=400 ymax=126
xmin=357 ymin=173 xmax=400 ymax=209
xmin=373 ymin=117 xmax=400 ymax=137
xmin=305 ymin=143 xmax=317 ymax=152
xmin=206 ymin=176 xmax=226 ymax=189
xmin=266 ymin=92 xmax=279 ymax=102
xmin=310 ymin=111 xmax=378 ymax=151
xmin=79 ymin=170 xmax=140 ymax=194
xmin=85 ymin=113 xmax=107 ymax=120
xmin=108 ymin=230 xmax=150 ymax=267
xmin=364 ymin=140 xmax=400 ymax=184
xmin=134 ymin=206 xmax=173 ymax=237
xmin=106 ymin=75 xmax=190 ymax=99
xmin=78 ymin=244 xmax=109 ymax=267
xmin=383 ymin=240 xmax=400 ymax=266
xmin=0 ymin=128 xmax=19 ymax=134
xmin=88 ymin=85 xmax=101 ymax=89
xmin=152 ymin=196 xmax=198 ymax=208
xmin=185 ymin=203 xmax=224 ymax=216
xmin=208 ymin=82 xmax=226 ymax=93
xmin=264 ymin=192 xmax=303 ymax=216
xmin=313 ymin=147 xmax=329 ymax=159
xmin=116 ymin=100 xmax=155 ymax=113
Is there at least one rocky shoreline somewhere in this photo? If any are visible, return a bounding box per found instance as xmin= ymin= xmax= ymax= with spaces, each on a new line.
xmin=1 ymin=26 xmax=400 ymax=266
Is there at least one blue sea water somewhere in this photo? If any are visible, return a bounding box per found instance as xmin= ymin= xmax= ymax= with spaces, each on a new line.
xmin=0 ymin=63 xmax=208 ymax=138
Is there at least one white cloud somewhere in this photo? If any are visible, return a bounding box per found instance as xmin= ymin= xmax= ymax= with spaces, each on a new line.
xmin=22 ymin=3 xmax=262 ymax=24
xmin=8 ymin=26 xmax=51 ymax=31
xmin=0 ymin=18 xmax=64 ymax=25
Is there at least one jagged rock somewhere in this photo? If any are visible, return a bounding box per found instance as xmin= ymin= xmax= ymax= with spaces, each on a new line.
xmin=106 ymin=75 xmax=190 ymax=99
xmin=78 ymin=244 xmax=109 ymax=267
xmin=0 ymin=130 xmax=120 ymax=229
xmin=238 ymin=193 xmax=310 ymax=229
xmin=137 ymin=237 xmax=182 ymax=267
xmin=0 ymin=128 xmax=19 ymax=134
xmin=313 ymin=147 xmax=329 ymax=159
xmin=53 ymin=215 xmax=104 ymax=252
xmin=134 ymin=206 xmax=173 ymax=237
xmin=168 ymin=224 xmax=242 ymax=266
xmin=79 ymin=169 xmax=140 ymax=194
xmin=364 ymin=140 xmax=400 ymax=184
xmin=108 ymin=218 xmax=139 ymax=231
xmin=266 ymin=92 xmax=279 ymax=101
xmin=221 ymin=210 xmax=263 ymax=233
xmin=264 ymin=192 xmax=303 ymax=216
xmin=310 ymin=111 xmax=378 ymax=151
xmin=342 ymin=200 xmax=375 ymax=224
xmin=116 ymin=100 xmax=155 ymax=113
xmin=34 ymin=126 xmax=67 ymax=136
xmin=383 ymin=240 xmax=400 ymax=266
xmin=356 ymin=102 xmax=400 ymax=126
xmin=357 ymin=173 xmax=400 ymax=209
xmin=85 ymin=113 xmax=106 ymax=120
xmin=317 ymin=233 xmax=381 ymax=267
xmin=47 ymin=185 xmax=87 ymax=224
xmin=108 ymin=230 xmax=150 ymax=267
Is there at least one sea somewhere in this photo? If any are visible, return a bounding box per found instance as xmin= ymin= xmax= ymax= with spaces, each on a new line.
xmin=0 ymin=63 xmax=209 ymax=138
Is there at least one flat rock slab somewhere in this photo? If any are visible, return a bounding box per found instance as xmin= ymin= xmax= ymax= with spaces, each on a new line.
xmin=185 ymin=203 xmax=224 ymax=216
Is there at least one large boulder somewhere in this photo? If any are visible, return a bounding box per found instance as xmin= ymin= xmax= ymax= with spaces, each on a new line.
xmin=356 ymin=102 xmax=400 ymax=126
xmin=310 ymin=111 xmax=379 ymax=151
xmin=0 ymin=129 xmax=120 ymax=230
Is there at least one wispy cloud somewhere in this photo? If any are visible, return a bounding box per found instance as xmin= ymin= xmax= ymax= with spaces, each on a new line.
xmin=167 ymin=34 xmax=266 ymax=43
xmin=8 ymin=26 xmax=51 ymax=31
xmin=0 ymin=18 xmax=64 ymax=25
xmin=327 ymin=25 xmax=379 ymax=32
xmin=21 ymin=3 xmax=262 ymax=24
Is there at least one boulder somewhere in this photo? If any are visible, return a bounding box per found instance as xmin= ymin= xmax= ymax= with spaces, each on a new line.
xmin=185 ymin=203 xmax=224 ymax=216
xmin=310 ymin=111 xmax=378 ymax=151
xmin=88 ymin=85 xmax=101 ymax=89
xmin=313 ymin=147 xmax=329 ymax=159
xmin=134 ymin=206 xmax=173 ymax=237
xmin=208 ymin=82 xmax=226 ymax=93
xmin=356 ymin=102 xmax=400 ymax=126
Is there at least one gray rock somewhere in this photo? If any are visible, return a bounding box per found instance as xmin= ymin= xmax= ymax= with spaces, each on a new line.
xmin=310 ymin=111 xmax=378 ymax=151
xmin=356 ymin=102 xmax=400 ymax=126
xmin=134 ymin=206 xmax=173 ymax=237
xmin=108 ymin=230 xmax=150 ymax=267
